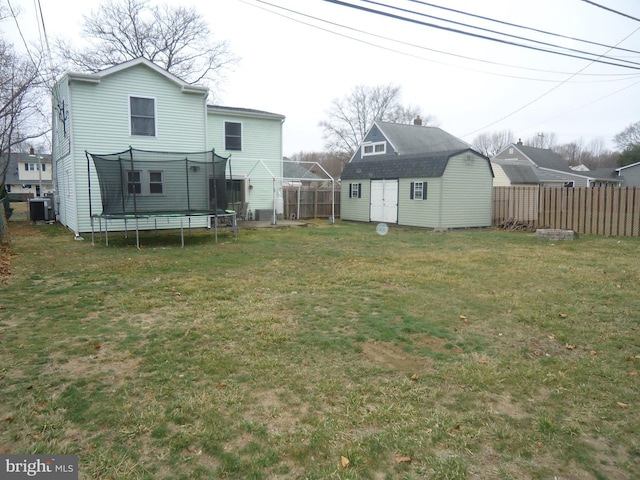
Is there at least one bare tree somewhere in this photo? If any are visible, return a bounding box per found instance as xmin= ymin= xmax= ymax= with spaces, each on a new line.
xmin=55 ymin=0 xmax=237 ymax=88
xmin=0 ymin=40 xmax=49 ymax=193
xmin=613 ymin=121 xmax=640 ymax=151
xmin=319 ymin=84 xmax=436 ymax=158
xmin=525 ymin=132 xmax=558 ymax=149
xmin=472 ymin=130 xmax=515 ymax=158
xmin=289 ymin=151 xmax=349 ymax=180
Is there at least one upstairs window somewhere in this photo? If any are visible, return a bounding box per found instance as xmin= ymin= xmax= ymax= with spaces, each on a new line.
xmin=130 ymin=97 xmax=156 ymax=136
xmin=362 ymin=142 xmax=386 ymax=157
xmin=225 ymin=122 xmax=242 ymax=151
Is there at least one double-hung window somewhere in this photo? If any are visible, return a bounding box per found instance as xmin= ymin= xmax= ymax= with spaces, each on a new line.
xmin=349 ymin=183 xmax=362 ymax=198
xmin=149 ymin=171 xmax=164 ymax=194
xmin=127 ymin=170 xmax=164 ymax=195
xmin=127 ymin=171 xmax=142 ymax=194
xmin=225 ymin=122 xmax=242 ymax=151
xmin=130 ymin=96 xmax=156 ymax=136
xmin=410 ymin=181 xmax=427 ymax=200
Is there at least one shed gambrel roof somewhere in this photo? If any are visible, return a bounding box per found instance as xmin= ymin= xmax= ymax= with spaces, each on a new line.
xmin=373 ymin=122 xmax=470 ymax=155
xmin=341 ymin=149 xmax=473 ymax=180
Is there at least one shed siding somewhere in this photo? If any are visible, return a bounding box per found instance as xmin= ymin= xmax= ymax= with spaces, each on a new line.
xmin=397 ymin=178 xmax=443 ymax=227
xmin=67 ymin=64 xmax=208 ymax=233
xmin=440 ymin=153 xmax=492 ymax=228
xmin=208 ymin=113 xmax=283 ymax=213
xmin=340 ymin=182 xmax=371 ymax=222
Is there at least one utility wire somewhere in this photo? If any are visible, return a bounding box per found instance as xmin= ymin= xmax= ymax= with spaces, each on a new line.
xmin=580 ymin=0 xmax=640 ymax=22
xmin=321 ymin=0 xmax=640 ymax=70
xmin=359 ymin=0 xmax=640 ymax=66
xmin=461 ymin=24 xmax=640 ymax=138
xmin=248 ymin=0 xmax=640 ymax=82
xmin=409 ymin=0 xmax=640 ymax=55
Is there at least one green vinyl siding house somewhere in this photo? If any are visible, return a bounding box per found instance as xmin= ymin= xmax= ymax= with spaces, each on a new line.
xmin=340 ymin=121 xmax=493 ymax=229
xmin=52 ymin=57 xmax=284 ymax=237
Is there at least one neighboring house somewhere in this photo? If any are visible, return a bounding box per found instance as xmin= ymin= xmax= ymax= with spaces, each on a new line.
xmin=340 ymin=120 xmax=494 ymax=229
xmin=2 ymin=151 xmax=54 ymax=199
xmin=615 ymin=162 xmax=640 ymax=186
xmin=492 ymin=142 xmax=621 ymax=187
xmin=52 ymin=57 xmax=284 ymax=236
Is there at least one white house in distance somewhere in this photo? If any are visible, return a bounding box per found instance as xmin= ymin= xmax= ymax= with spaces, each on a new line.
xmin=3 ymin=150 xmax=54 ymax=199
xmin=340 ymin=119 xmax=494 ymax=229
xmin=51 ymin=57 xmax=285 ymax=237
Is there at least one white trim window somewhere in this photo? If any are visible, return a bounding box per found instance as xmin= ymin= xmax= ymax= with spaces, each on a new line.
xmin=410 ymin=181 xmax=427 ymax=200
xmin=362 ymin=141 xmax=386 ymax=157
xmin=349 ymin=183 xmax=361 ymax=198
xmin=224 ymin=121 xmax=242 ymax=151
xmin=149 ymin=171 xmax=164 ymax=194
xmin=127 ymin=170 xmax=142 ymax=194
xmin=130 ymin=96 xmax=156 ymax=136
xmin=127 ymin=170 xmax=165 ymax=195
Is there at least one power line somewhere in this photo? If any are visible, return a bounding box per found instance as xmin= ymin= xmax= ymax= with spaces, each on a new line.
xmin=248 ymin=0 xmax=640 ymax=81
xmin=358 ymin=0 xmax=640 ymax=67
xmin=408 ymin=0 xmax=640 ymax=55
xmin=321 ymin=0 xmax=640 ymax=70
xmin=580 ymin=0 xmax=640 ymax=22
xmin=461 ymin=24 xmax=640 ymax=138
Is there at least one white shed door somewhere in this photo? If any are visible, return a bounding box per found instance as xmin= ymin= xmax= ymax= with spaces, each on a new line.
xmin=370 ymin=180 xmax=398 ymax=223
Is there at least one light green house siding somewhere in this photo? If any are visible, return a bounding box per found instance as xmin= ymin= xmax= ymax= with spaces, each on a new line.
xmin=73 ymin=67 xmax=206 ymax=233
xmin=207 ymin=108 xmax=284 ymax=215
xmin=53 ymin=59 xmax=285 ymax=235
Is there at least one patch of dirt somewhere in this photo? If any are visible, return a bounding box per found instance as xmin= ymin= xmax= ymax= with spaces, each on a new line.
xmin=360 ymin=340 xmax=432 ymax=372
xmin=51 ymin=342 xmax=142 ymax=387
xmin=0 ymin=246 xmax=10 ymax=285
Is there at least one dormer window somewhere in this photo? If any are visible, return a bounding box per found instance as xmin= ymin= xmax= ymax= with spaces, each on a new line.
xmin=362 ymin=141 xmax=386 ymax=157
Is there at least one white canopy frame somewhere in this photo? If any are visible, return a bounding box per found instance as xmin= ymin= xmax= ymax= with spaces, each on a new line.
xmin=282 ymin=160 xmax=335 ymax=223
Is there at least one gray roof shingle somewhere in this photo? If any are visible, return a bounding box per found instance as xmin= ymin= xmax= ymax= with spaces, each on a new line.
xmin=376 ymin=122 xmax=470 ymax=155
xmin=341 ymin=149 xmax=470 ymax=180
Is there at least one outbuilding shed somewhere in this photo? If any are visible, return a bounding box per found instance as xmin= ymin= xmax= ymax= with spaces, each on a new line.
xmin=340 ymin=121 xmax=493 ymax=229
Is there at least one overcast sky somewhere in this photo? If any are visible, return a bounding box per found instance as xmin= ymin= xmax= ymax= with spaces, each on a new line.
xmin=5 ymin=0 xmax=640 ymax=156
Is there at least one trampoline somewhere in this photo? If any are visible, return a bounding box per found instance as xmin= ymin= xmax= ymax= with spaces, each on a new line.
xmin=86 ymin=148 xmax=236 ymax=248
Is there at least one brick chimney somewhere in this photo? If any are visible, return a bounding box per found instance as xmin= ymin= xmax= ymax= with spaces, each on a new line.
xmin=413 ymin=115 xmax=422 ymax=126
xmin=517 ymin=139 xmax=523 ymax=146
xmin=29 ymin=147 xmax=35 ymax=155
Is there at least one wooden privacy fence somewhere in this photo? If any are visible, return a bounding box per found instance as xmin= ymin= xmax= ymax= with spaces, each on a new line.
xmin=493 ymin=186 xmax=640 ymax=236
xmin=283 ymin=185 xmax=340 ymax=220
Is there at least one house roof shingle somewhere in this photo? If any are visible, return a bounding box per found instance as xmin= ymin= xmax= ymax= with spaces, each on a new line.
xmin=513 ymin=145 xmax=573 ymax=172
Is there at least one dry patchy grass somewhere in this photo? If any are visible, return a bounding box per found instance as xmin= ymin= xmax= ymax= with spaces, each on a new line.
xmin=0 ymin=219 xmax=639 ymax=479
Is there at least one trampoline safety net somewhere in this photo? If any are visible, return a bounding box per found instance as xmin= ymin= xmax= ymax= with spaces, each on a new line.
xmin=86 ymin=148 xmax=230 ymax=217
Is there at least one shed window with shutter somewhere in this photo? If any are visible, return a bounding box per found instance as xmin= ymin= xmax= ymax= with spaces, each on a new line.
xmin=410 ymin=181 xmax=427 ymax=200
xmin=349 ymin=183 xmax=362 ymax=198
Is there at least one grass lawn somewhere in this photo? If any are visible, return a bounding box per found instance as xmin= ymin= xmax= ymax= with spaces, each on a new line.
xmin=1 ymin=219 xmax=639 ymax=479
